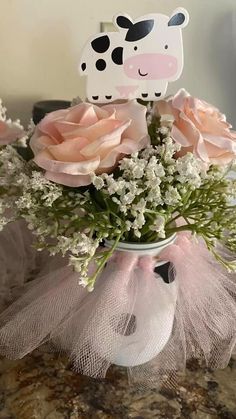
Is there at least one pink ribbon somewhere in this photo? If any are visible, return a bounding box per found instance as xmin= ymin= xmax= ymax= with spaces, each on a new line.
xmin=108 ymin=233 xmax=192 ymax=276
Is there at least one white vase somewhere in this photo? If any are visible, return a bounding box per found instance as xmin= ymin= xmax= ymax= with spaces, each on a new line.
xmin=104 ymin=234 xmax=177 ymax=367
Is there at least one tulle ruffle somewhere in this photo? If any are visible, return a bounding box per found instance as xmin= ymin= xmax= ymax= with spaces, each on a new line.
xmin=0 ymin=220 xmax=38 ymax=310
xmin=0 ymin=221 xmax=236 ymax=388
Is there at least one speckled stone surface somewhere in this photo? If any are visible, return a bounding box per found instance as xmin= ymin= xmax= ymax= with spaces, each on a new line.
xmin=0 ymin=350 xmax=235 ymax=419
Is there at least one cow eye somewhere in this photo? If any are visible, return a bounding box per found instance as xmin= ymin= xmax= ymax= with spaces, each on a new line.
xmin=134 ymin=46 xmax=138 ymax=51
xmin=165 ymin=44 xmax=168 ymax=49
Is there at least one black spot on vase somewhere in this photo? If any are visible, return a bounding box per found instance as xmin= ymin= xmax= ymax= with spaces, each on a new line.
xmin=113 ymin=313 xmax=137 ymax=336
xmin=91 ymin=35 xmax=110 ymax=53
xmin=95 ymin=59 xmax=106 ymax=71
xmin=154 ymin=262 xmax=176 ymax=284
xmin=111 ymin=47 xmax=123 ymax=65
xmin=81 ymin=62 xmax=86 ymax=72
xmin=141 ymin=93 xmax=148 ymax=98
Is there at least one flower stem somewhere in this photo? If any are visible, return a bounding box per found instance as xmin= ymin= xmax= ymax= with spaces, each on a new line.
xmin=87 ymin=231 xmax=123 ymax=290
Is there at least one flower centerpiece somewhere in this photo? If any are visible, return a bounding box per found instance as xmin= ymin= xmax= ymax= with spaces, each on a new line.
xmin=0 ymin=90 xmax=236 ymax=386
xmin=0 ymin=7 xmax=236 ymax=387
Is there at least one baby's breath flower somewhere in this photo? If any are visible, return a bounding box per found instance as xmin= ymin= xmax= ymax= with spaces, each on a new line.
xmin=91 ymin=174 xmax=105 ymax=190
xmin=150 ymin=215 xmax=166 ymax=238
xmin=164 ymin=186 xmax=181 ymax=206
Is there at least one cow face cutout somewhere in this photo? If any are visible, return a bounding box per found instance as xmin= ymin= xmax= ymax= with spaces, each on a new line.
xmin=79 ymin=9 xmax=189 ymax=103
xmin=121 ymin=14 xmax=184 ymax=84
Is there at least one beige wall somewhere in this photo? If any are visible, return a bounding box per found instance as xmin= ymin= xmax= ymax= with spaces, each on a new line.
xmin=0 ymin=0 xmax=235 ymax=126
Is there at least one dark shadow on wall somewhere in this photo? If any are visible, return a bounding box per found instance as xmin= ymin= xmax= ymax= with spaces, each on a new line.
xmin=2 ymin=97 xmax=41 ymax=127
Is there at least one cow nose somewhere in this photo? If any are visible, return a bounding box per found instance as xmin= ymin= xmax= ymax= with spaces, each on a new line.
xmin=123 ymin=53 xmax=178 ymax=80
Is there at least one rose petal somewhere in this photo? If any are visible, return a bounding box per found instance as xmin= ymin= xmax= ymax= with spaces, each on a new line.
xmin=195 ymin=134 xmax=210 ymax=162
xmin=171 ymin=125 xmax=191 ymax=147
xmin=37 ymin=109 xmax=68 ymax=140
xmin=34 ymin=149 xmax=100 ymax=175
xmin=54 ymin=109 xmax=117 ymax=141
xmin=172 ymin=89 xmax=190 ymax=112
xmin=203 ymin=133 xmax=236 ymax=153
xmin=60 ymin=118 xmax=123 ymax=143
xmin=154 ymin=100 xmax=174 ymax=117
xmin=65 ymin=102 xmax=110 ymax=125
xmin=47 ymin=137 xmax=90 ymax=162
xmin=99 ymin=136 xmax=148 ymax=169
xmin=209 ymin=153 xmax=236 ymax=165
xmin=45 ymin=171 xmax=92 ymax=187
xmin=30 ymin=134 xmax=56 ymax=155
xmin=103 ymin=100 xmax=148 ymax=142
xmin=80 ymin=120 xmax=131 ymax=158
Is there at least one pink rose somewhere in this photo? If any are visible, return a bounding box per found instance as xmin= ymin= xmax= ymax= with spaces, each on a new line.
xmin=0 ymin=120 xmax=24 ymax=146
xmin=30 ymin=101 xmax=149 ymax=187
xmin=155 ymin=89 xmax=236 ymax=165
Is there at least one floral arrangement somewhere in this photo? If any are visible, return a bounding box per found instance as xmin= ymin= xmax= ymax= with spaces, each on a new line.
xmin=0 ymin=90 xmax=236 ymax=292
xmin=1 ymin=6 xmax=236 ymax=387
xmin=0 ymin=90 xmax=236 ymax=386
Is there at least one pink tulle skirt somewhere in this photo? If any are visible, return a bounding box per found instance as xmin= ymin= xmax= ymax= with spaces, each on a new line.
xmin=0 ymin=221 xmax=236 ymax=388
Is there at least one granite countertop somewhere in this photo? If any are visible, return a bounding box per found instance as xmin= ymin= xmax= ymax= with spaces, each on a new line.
xmin=0 ymin=350 xmax=235 ymax=419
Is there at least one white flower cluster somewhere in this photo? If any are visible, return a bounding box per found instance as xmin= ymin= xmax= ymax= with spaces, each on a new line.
xmin=150 ymin=215 xmax=166 ymax=238
xmin=16 ymin=171 xmax=63 ymax=209
xmin=175 ymin=153 xmax=206 ymax=188
xmin=53 ymin=233 xmax=98 ymax=258
xmin=0 ymin=147 xmax=27 ymax=227
xmin=17 ymin=119 xmax=35 ymax=148
xmin=0 ymin=146 xmax=25 ymax=186
xmin=92 ymin=137 xmax=205 ymax=239
xmin=0 ymin=99 xmax=25 ymax=143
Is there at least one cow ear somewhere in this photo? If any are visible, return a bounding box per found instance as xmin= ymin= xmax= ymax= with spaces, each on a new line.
xmin=114 ymin=13 xmax=133 ymax=30
xmin=168 ymin=8 xmax=189 ymax=28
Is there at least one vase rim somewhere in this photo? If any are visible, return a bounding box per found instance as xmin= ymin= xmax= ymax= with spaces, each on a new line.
xmin=104 ymin=233 xmax=176 ymax=255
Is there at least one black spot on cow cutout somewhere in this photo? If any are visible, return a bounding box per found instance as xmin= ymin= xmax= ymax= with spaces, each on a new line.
xmin=125 ymin=20 xmax=154 ymax=42
xmin=81 ymin=62 xmax=86 ymax=72
xmin=92 ymin=96 xmax=99 ymax=100
xmin=113 ymin=313 xmax=137 ymax=336
xmin=154 ymin=262 xmax=176 ymax=284
xmin=165 ymin=45 xmax=168 ymax=49
xmin=155 ymin=92 xmax=161 ymax=97
xmin=91 ymin=35 xmax=110 ymax=53
xmin=141 ymin=93 xmax=148 ymax=98
xmin=134 ymin=46 xmax=138 ymax=51
xmin=111 ymin=47 xmax=123 ymax=65
xmin=96 ymin=59 xmax=106 ymax=71
xmin=116 ymin=15 xmax=133 ymax=29
xmin=105 ymin=95 xmax=112 ymax=100
xmin=168 ymin=13 xmax=186 ymax=27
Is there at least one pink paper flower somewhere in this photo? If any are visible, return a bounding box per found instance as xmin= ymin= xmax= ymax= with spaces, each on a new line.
xmin=155 ymin=89 xmax=236 ymax=165
xmin=30 ymin=101 xmax=149 ymax=187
